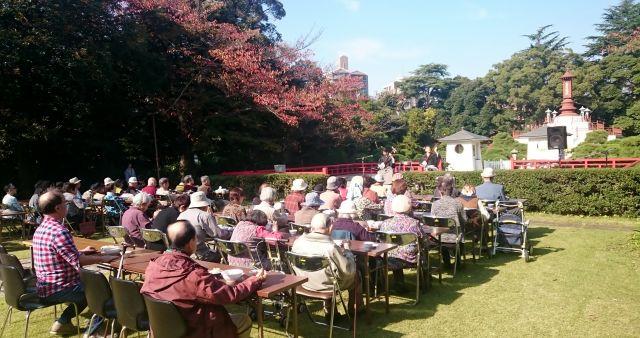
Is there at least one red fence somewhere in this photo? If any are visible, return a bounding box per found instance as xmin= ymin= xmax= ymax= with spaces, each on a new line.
xmin=221 ymin=161 xmax=426 ymax=176
xmin=511 ymin=158 xmax=640 ymax=169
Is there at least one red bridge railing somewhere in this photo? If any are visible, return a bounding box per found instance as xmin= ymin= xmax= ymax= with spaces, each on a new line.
xmin=221 ymin=161 xmax=426 ymax=176
xmin=511 ymin=158 xmax=640 ymax=169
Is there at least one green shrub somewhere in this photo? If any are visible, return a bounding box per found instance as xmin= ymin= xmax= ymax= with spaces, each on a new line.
xmin=213 ymin=168 xmax=640 ymax=217
xmin=404 ymin=168 xmax=640 ymax=217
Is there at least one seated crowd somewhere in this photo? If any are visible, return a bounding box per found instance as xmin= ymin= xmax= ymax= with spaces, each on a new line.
xmin=1 ymin=167 xmax=509 ymax=336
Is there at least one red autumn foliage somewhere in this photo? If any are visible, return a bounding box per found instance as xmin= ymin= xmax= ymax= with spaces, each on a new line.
xmin=126 ymin=0 xmax=368 ymax=127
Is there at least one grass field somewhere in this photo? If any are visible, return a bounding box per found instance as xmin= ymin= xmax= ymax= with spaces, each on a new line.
xmin=0 ymin=214 xmax=638 ymax=337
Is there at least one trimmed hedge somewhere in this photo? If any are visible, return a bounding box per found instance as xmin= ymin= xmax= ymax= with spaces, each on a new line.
xmin=212 ymin=168 xmax=640 ymax=217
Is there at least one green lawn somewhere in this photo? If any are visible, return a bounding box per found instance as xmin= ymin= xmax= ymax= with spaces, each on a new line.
xmin=0 ymin=217 xmax=639 ymax=337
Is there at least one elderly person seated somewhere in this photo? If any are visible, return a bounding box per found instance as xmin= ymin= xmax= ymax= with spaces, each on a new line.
xmin=433 ymin=173 xmax=460 ymax=199
xmin=156 ymin=177 xmax=171 ymax=195
xmin=124 ymin=177 xmax=140 ymax=195
xmin=2 ymin=183 xmax=23 ymax=212
xmin=121 ymin=193 xmax=153 ymax=247
xmin=62 ymin=182 xmax=85 ymax=226
xmin=253 ymin=187 xmax=277 ymax=223
xmin=370 ymin=174 xmax=387 ymax=198
xmin=457 ymin=183 xmax=483 ymax=243
xmin=182 ymin=175 xmax=197 ymax=193
xmin=284 ymin=178 xmax=307 ymax=214
xmin=152 ymin=194 xmax=190 ymax=233
xmin=362 ymin=176 xmax=380 ymax=204
xmin=177 ymin=191 xmax=231 ymax=262
xmin=331 ymin=200 xmax=376 ymax=242
xmin=141 ymin=221 xmax=267 ymax=338
xmin=348 ymin=176 xmax=382 ymax=220
xmin=475 ymin=168 xmax=506 ymax=201
xmin=431 ymin=176 xmax=467 ymax=267
xmin=319 ymin=176 xmax=341 ymax=211
xmin=222 ymin=187 xmax=247 ymax=222
xmin=33 ymin=191 xmax=118 ymax=335
xmin=379 ymin=195 xmax=424 ymax=290
xmin=294 ymin=192 xmax=322 ymax=225
xmin=291 ymin=213 xmax=362 ymax=318
xmin=383 ymin=179 xmax=408 ymax=215
xmin=141 ymin=177 xmax=158 ymax=196
xmin=228 ymin=210 xmax=285 ymax=269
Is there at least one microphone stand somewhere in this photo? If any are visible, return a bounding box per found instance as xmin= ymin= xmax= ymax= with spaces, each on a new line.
xmin=356 ymin=155 xmax=373 ymax=175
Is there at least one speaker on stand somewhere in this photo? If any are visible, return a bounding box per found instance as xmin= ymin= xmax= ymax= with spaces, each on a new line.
xmin=547 ymin=126 xmax=568 ymax=161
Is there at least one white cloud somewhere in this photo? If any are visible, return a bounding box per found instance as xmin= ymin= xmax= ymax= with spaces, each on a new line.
xmin=338 ymin=0 xmax=360 ymax=12
xmin=335 ymin=38 xmax=427 ymax=63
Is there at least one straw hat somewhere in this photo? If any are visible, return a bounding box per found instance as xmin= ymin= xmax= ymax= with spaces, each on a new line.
xmin=68 ymin=177 xmax=81 ymax=185
xmin=481 ymin=168 xmax=495 ymax=178
xmin=189 ymin=191 xmax=213 ymax=208
xmin=391 ymin=195 xmax=412 ymax=214
xmin=291 ymin=178 xmax=308 ymax=191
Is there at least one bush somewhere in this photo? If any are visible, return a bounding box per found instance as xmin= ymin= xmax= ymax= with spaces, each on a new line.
xmin=213 ymin=168 xmax=640 ymax=217
xmin=403 ymin=168 xmax=640 ymax=217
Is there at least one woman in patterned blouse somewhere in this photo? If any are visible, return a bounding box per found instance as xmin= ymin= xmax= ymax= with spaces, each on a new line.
xmin=379 ymin=195 xmax=424 ymax=290
xmin=228 ymin=209 xmax=285 ymax=269
xmin=222 ymin=187 xmax=247 ymax=221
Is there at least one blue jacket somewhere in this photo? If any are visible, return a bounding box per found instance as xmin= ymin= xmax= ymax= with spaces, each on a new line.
xmin=475 ymin=182 xmax=506 ymax=201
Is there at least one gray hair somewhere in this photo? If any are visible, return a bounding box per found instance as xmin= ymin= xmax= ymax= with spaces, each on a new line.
xmin=132 ymin=192 xmax=153 ymax=207
xmin=310 ymin=213 xmax=331 ymax=231
xmin=200 ymin=175 xmax=210 ymax=184
xmin=259 ymin=187 xmax=276 ymax=202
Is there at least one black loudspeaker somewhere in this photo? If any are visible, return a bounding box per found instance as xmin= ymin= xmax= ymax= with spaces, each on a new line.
xmin=547 ymin=126 xmax=567 ymax=150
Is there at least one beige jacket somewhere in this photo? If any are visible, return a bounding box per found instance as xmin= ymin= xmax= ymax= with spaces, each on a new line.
xmin=291 ymin=232 xmax=356 ymax=292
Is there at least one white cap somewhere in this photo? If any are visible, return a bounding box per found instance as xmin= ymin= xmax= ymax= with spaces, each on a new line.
xmin=481 ymin=168 xmax=495 ymax=178
xmin=291 ymin=178 xmax=308 ymax=191
xmin=128 ymin=177 xmax=139 ymax=184
xmin=104 ymin=177 xmax=115 ymax=185
xmin=391 ymin=195 xmax=412 ymax=214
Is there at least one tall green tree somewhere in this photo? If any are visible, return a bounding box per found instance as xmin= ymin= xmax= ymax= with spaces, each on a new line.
xmin=397 ymin=63 xmax=453 ymax=109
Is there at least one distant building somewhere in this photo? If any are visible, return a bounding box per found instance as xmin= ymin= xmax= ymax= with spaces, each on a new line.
xmin=329 ymin=55 xmax=369 ymax=97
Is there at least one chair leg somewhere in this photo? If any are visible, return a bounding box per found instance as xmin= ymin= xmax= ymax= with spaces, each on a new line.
xmin=1 ymin=306 xmax=12 ymax=337
xmin=24 ymin=310 xmax=32 ymax=338
xmin=103 ymin=318 xmax=110 ymax=338
xmin=414 ymin=253 xmax=420 ymax=306
xmin=329 ymin=290 xmax=336 ymax=338
xmin=87 ymin=314 xmax=97 ymax=337
xmin=120 ymin=326 xmax=128 ymax=338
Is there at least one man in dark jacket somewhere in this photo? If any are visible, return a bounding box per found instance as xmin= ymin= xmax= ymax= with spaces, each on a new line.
xmin=141 ymin=221 xmax=267 ymax=338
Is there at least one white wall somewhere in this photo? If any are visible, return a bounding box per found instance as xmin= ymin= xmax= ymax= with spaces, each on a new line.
xmin=524 ymin=137 xmax=560 ymax=160
xmin=445 ymin=142 xmax=483 ymax=171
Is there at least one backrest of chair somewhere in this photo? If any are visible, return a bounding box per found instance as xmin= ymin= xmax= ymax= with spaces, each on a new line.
xmin=377 ymin=232 xmax=419 ymax=247
xmin=331 ymin=230 xmax=355 ymax=240
xmin=107 ymin=226 xmax=128 ymax=241
xmin=110 ymin=278 xmax=148 ymax=331
xmin=80 ymin=269 xmax=112 ymax=318
xmin=285 ymin=252 xmax=330 ymax=273
xmin=215 ymin=216 xmax=237 ymax=227
xmin=290 ymin=223 xmax=309 ymax=235
xmin=496 ymin=200 xmax=525 ymax=224
xmin=0 ymin=265 xmax=26 ymax=308
xmin=215 ymin=239 xmax=249 ymax=257
xmin=0 ymin=253 xmax=26 ymax=278
xmin=143 ymin=295 xmax=187 ymax=338
xmin=0 ymin=244 xmax=7 ymax=254
xmin=141 ymin=229 xmax=169 ymax=251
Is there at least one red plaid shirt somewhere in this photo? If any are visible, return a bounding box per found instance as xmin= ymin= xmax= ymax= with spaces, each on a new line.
xmin=284 ymin=192 xmax=305 ymax=215
xmin=32 ymin=215 xmax=81 ymax=297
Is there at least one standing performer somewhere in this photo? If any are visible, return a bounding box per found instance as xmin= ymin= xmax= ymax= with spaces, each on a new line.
xmin=377 ymin=147 xmax=395 ymax=185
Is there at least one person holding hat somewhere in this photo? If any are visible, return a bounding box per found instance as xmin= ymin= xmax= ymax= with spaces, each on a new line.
xmin=475 ymin=168 xmax=506 ymax=201
xmin=284 ymin=178 xmax=307 ymax=215
xmin=121 ymin=193 xmax=153 ymax=247
xmin=294 ymin=192 xmax=322 ymax=225
xmin=177 ymin=191 xmax=231 ymax=262
xmin=331 ymin=200 xmax=376 ymax=242
xmin=319 ymin=176 xmax=341 ymax=211
xmin=379 ymin=195 xmax=424 ymax=290
xmin=125 ymin=176 xmax=140 ymax=195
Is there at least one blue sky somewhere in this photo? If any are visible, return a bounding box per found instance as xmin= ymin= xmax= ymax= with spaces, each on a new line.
xmin=275 ymin=0 xmax=619 ymax=95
